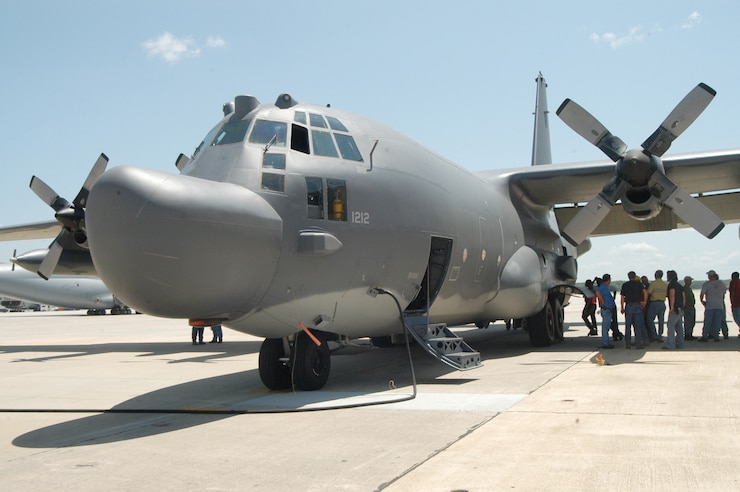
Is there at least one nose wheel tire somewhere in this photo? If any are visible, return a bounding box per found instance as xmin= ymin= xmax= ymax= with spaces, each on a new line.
xmin=291 ymin=332 xmax=331 ymax=391
xmin=258 ymin=338 xmax=292 ymax=390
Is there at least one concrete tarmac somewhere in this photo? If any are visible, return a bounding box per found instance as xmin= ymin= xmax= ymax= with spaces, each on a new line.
xmin=0 ymin=302 xmax=738 ymax=491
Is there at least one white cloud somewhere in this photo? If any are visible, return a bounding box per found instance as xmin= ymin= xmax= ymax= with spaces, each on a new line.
xmin=143 ymin=32 xmax=201 ymax=63
xmin=617 ymin=242 xmax=659 ymax=254
xmin=590 ymin=26 xmax=646 ymax=49
xmin=206 ymin=36 xmax=226 ymax=48
xmin=142 ymin=32 xmax=227 ymax=63
xmin=681 ymin=11 xmax=701 ymax=29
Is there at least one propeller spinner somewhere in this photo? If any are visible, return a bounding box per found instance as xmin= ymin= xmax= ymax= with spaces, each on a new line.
xmin=29 ymin=153 xmax=108 ymax=279
xmin=556 ymin=83 xmax=724 ymax=246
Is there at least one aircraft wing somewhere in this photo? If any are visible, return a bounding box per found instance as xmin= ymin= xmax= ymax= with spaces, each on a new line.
xmin=0 ymin=221 xmax=61 ymax=241
xmin=478 ymin=148 xmax=740 ymax=236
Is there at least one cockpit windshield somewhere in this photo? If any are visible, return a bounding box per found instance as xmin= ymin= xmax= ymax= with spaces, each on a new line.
xmin=249 ymin=120 xmax=287 ymax=147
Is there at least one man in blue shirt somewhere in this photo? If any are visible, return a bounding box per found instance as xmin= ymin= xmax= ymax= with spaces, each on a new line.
xmin=595 ymin=274 xmax=616 ymax=349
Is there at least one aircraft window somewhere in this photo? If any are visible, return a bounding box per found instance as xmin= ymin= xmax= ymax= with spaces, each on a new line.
xmin=291 ymin=124 xmax=310 ymax=154
xmin=305 ymin=177 xmax=324 ymax=219
xmin=210 ymin=119 xmax=252 ymax=146
xmin=294 ymin=111 xmax=307 ymax=125
xmin=311 ymin=130 xmax=339 ymax=158
xmin=326 ymin=116 xmax=348 ymax=132
xmin=193 ymin=123 xmax=222 ymax=157
xmin=334 ymin=134 xmax=363 ymax=162
xmin=261 ymin=172 xmax=285 ymax=192
xmin=249 ymin=120 xmax=287 ymax=147
xmin=327 ymin=179 xmax=347 ymax=221
xmin=263 ymin=153 xmax=286 ymax=170
xmin=309 ymin=113 xmax=328 ymax=128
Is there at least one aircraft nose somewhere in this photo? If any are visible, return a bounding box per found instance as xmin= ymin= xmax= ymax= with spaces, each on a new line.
xmin=86 ymin=166 xmax=282 ymax=319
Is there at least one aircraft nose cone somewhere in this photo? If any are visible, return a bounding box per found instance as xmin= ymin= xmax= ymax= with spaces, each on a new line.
xmin=86 ymin=166 xmax=282 ymax=319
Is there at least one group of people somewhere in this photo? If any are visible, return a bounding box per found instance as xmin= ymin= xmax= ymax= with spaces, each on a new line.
xmin=191 ymin=324 xmax=223 ymax=345
xmin=584 ymin=269 xmax=740 ymax=350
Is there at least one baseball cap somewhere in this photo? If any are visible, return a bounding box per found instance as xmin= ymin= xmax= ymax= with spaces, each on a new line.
xmin=706 ymin=270 xmax=718 ymax=277
xmin=684 ymin=276 xmax=693 ymax=281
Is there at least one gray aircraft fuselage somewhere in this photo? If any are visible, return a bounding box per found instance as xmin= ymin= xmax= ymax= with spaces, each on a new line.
xmin=85 ymin=97 xmax=570 ymax=339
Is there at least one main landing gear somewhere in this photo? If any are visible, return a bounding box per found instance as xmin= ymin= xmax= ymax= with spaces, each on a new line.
xmin=526 ymin=294 xmax=565 ymax=347
xmin=258 ymin=332 xmax=332 ymax=391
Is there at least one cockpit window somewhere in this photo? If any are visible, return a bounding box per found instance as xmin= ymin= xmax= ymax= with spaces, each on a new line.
xmin=192 ymin=123 xmax=221 ymax=158
xmin=294 ymin=111 xmax=307 ymax=125
xmin=210 ymin=119 xmax=252 ymax=146
xmin=309 ymin=113 xmax=328 ymax=128
xmin=311 ymin=130 xmax=339 ymax=157
xmin=334 ymin=134 xmax=363 ymax=162
xmin=326 ymin=116 xmax=348 ymax=132
xmin=249 ymin=120 xmax=287 ymax=147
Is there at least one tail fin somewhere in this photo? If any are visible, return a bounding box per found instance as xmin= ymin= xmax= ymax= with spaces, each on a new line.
xmin=531 ymin=72 xmax=553 ymax=166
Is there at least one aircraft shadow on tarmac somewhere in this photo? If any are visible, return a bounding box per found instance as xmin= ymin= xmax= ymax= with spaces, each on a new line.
xmin=10 ymin=323 xmax=737 ymax=448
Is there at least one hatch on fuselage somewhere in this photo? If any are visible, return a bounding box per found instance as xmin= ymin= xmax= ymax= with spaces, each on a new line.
xmin=405 ymin=236 xmax=453 ymax=312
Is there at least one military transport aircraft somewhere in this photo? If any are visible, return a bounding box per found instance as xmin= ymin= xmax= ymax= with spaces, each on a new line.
xmin=0 ymin=74 xmax=738 ymax=390
xmin=0 ymin=263 xmax=130 ymax=314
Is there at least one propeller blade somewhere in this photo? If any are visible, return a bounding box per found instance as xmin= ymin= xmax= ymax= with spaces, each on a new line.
xmin=37 ymin=237 xmax=65 ymax=280
xmin=11 ymin=249 xmax=16 ymax=271
xmin=73 ymin=153 xmax=109 ymax=208
xmin=30 ymin=176 xmax=70 ymax=212
xmin=648 ymin=171 xmax=725 ymax=239
xmin=642 ymin=83 xmax=716 ymax=157
xmin=556 ymin=99 xmax=627 ymax=161
xmin=561 ymin=178 xmax=629 ymax=246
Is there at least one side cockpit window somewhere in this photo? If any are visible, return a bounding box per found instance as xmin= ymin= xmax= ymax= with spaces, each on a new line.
xmin=291 ymin=124 xmax=310 ymax=154
xmin=211 ymin=119 xmax=252 ymax=146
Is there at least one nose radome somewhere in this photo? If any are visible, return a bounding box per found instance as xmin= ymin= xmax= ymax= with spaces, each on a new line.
xmin=86 ymin=166 xmax=282 ymax=319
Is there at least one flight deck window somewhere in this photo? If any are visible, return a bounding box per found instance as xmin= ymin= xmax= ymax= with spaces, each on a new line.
xmin=326 ymin=116 xmax=348 ymax=132
xmin=312 ymin=130 xmax=339 ymax=157
xmin=210 ymin=119 xmax=252 ymax=146
xmin=309 ymin=113 xmax=328 ymax=128
xmin=327 ymin=179 xmax=347 ymax=221
xmin=334 ymin=133 xmax=363 ymax=161
xmin=249 ymin=120 xmax=287 ymax=147
xmin=261 ymin=172 xmax=285 ymax=192
xmin=263 ymin=153 xmax=286 ymax=170
xmin=294 ymin=111 xmax=307 ymax=125
xmin=305 ymin=177 xmax=324 ymax=219
xmin=291 ymin=124 xmax=310 ymax=154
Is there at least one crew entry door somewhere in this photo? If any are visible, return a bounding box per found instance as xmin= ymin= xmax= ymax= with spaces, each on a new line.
xmin=405 ymin=236 xmax=453 ymax=312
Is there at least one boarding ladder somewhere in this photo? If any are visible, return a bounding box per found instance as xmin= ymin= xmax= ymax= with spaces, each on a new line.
xmin=403 ymin=312 xmax=482 ymax=370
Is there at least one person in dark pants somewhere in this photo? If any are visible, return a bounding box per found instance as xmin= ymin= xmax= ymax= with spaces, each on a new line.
xmin=683 ymin=276 xmax=697 ymax=340
xmin=191 ymin=325 xmax=205 ymax=345
xmin=210 ymin=324 xmax=223 ymax=343
xmin=582 ymin=279 xmax=598 ymax=336
xmin=595 ymin=274 xmax=616 ymax=349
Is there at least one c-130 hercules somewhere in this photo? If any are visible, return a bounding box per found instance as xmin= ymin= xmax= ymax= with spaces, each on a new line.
xmin=2 ymin=74 xmax=738 ymax=390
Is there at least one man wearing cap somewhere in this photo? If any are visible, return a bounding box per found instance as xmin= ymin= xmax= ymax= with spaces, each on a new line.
xmin=683 ymin=276 xmax=697 ymax=341
xmin=620 ymin=271 xmax=648 ymax=349
xmin=698 ymin=270 xmax=727 ymax=342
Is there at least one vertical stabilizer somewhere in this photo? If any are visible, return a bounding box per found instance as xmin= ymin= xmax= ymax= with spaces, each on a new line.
xmin=531 ymin=72 xmax=552 ymax=166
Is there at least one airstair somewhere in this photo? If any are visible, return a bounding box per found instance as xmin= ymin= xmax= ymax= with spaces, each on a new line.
xmin=403 ymin=312 xmax=482 ymax=370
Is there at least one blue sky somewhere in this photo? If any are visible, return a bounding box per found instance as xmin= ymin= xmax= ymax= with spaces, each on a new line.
xmin=0 ymin=1 xmax=738 ymax=281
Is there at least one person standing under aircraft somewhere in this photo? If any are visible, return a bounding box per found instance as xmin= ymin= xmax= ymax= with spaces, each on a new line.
xmin=646 ymin=270 xmax=667 ymax=341
xmin=730 ymin=271 xmax=740 ymax=337
xmin=191 ymin=325 xmax=205 ymax=345
xmin=582 ymin=279 xmax=598 ymax=336
xmin=683 ymin=276 xmax=697 ymax=341
xmin=663 ymin=270 xmax=685 ymax=350
xmin=595 ymin=274 xmax=616 ymax=349
xmin=210 ymin=324 xmax=223 ymax=343
xmin=698 ymin=270 xmax=727 ymax=342
xmin=621 ymin=271 xmax=648 ymax=349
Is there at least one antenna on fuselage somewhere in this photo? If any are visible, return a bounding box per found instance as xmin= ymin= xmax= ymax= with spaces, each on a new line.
xmin=531 ymin=72 xmax=553 ymax=166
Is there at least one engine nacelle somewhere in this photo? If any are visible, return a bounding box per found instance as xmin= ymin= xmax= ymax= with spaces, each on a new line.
xmin=621 ymin=187 xmax=663 ymax=220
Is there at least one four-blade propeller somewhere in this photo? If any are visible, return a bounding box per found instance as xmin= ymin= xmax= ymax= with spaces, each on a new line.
xmin=556 ymin=83 xmax=724 ymax=246
xmin=29 ymin=153 xmax=108 ymax=279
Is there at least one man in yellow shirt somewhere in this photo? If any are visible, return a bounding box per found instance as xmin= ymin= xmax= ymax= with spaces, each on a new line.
xmin=646 ymin=269 xmax=668 ymax=341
